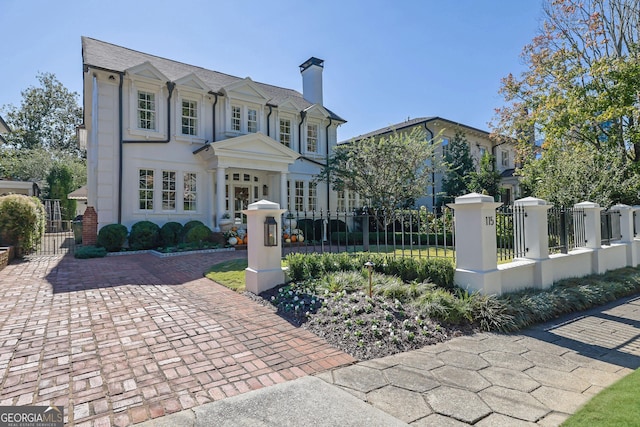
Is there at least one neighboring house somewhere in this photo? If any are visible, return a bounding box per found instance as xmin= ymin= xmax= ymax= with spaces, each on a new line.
xmin=0 ymin=115 xmax=39 ymax=197
xmin=81 ymin=37 xmax=345 ymax=231
xmin=67 ymin=185 xmax=88 ymax=217
xmin=347 ymin=117 xmax=520 ymax=208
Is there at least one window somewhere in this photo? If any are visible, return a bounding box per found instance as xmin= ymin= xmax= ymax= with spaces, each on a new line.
xmin=295 ymin=180 xmax=304 ymax=212
xmin=184 ymin=172 xmax=197 ymax=211
xmin=181 ymin=100 xmax=197 ymax=136
xmin=308 ymin=182 xmax=317 ymax=212
xmin=347 ymin=191 xmax=356 ymax=212
xmin=139 ymin=169 xmax=154 ymax=210
xmin=337 ymin=190 xmax=345 ymax=211
xmin=137 ymin=91 xmax=156 ymax=130
xmin=307 ymin=124 xmax=318 ymax=152
xmin=280 ymin=119 xmax=291 ymax=147
xmin=247 ymin=109 xmax=257 ymax=133
xmin=162 ymin=171 xmax=176 ymax=210
xmin=232 ymin=106 xmax=241 ymax=131
xmin=501 ymin=150 xmax=509 ymax=167
xmin=479 ymin=146 xmax=487 ymax=157
xmin=441 ymin=137 xmax=450 ymax=158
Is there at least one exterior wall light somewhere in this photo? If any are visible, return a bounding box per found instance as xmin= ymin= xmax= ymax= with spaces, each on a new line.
xmin=264 ymin=216 xmax=277 ymax=246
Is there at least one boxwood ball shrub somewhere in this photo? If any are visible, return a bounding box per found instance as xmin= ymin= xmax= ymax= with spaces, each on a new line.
xmin=181 ymin=220 xmax=206 ymax=240
xmin=160 ymin=221 xmax=183 ymax=246
xmin=128 ymin=220 xmax=160 ymax=250
xmin=0 ymin=195 xmax=46 ymax=256
xmin=97 ymin=224 xmax=128 ymax=252
xmin=184 ymin=224 xmax=212 ymax=244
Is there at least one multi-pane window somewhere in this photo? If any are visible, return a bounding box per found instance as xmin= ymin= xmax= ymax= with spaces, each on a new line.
xmin=347 ymin=191 xmax=356 ymax=212
xmin=162 ymin=171 xmax=176 ymax=210
xmin=307 ymin=124 xmax=318 ymax=152
xmin=308 ymin=182 xmax=317 ymax=212
xmin=247 ymin=109 xmax=257 ymax=133
xmin=184 ymin=172 xmax=197 ymax=211
xmin=137 ymin=91 xmax=156 ymax=130
xmin=441 ymin=137 xmax=450 ymax=158
xmin=232 ymin=106 xmax=241 ymax=131
xmin=295 ymin=180 xmax=304 ymax=212
xmin=139 ymin=169 xmax=154 ymax=210
xmin=280 ymin=119 xmax=291 ymax=147
xmin=337 ymin=190 xmax=345 ymax=211
xmin=181 ymin=100 xmax=197 ymax=136
xmin=501 ymin=150 xmax=509 ymax=167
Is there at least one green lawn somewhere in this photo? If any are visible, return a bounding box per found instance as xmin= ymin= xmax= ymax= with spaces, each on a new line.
xmin=562 ymin=369 xmax=640 ymax=427
xmin=205 ymin=259 xmax=248 ymax=292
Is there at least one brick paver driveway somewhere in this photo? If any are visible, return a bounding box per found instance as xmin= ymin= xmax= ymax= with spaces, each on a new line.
xmin=0 ymin=252 xmax=355 ymax=426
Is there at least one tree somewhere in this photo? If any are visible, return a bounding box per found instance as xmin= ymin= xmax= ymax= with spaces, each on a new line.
xmin=46 ymin=164 xmax=77 ymax=220
xmin=317 ymin=127 xmax=437 ymax=214
xmin=468 ymin=153 xmax=501 ymax=200
xmin=1 ymin=72 xmax=83 ymax=154
xmin=439 ymin=130 xmax=475 ymax=204
xmin=493 ymin=0 xmax=640 ymax=205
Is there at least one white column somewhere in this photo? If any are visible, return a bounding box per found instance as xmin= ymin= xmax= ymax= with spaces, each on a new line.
xmin=448 ymin=193 xmax=503 ymax=294
xmin=611 ymin=204 xmax=636 ymax=267
xmin=244 ymin=200 xmax=286 ymax=294
xmin=207 ymin=170 xmax=215 ymax=229
xmin=575 ymin=201 xmax=605 ymax=274
xmin=280 ymin=172 xmax=288 ymax=211
xmin=216 ymin=167 xmax=226 ymax=226
xmin=515 ymin=196 xmax=553 ymax=289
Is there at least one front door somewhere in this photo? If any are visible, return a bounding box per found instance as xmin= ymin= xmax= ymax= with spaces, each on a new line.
xmin=234 ymin=186 xmax=250 ymax=221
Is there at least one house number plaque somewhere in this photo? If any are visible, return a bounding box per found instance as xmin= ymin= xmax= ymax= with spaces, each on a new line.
xmin=485 ymin=216 xmax=495 ymax=226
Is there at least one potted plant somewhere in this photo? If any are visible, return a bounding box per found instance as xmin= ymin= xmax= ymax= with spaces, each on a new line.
xmin=218 ymin=212 xmax=233 ymax=232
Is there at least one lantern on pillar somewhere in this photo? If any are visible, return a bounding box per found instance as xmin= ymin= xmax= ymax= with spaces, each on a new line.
xmin=264 ymin=216 xmax=277 ymax=246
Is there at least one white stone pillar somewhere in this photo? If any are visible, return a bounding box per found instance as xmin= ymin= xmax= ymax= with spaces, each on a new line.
xmin=216 ymin=167 xmax=226 ymax=228
xmin=280 ymin=172 xmax=288 ymax=212
xmin=207 ymin=170 xmax=215 ymax=229
xmin=610 ymin=204 xmax=636 ymax=267
xmin=575 ymin=201 xmax=604 ymax=274
xmin=448 ymin=193 xmax=503 ymax=295
xmin=514 ymin=196 xmax=553 ymax=288
xmin=244 ymin=200 xmax=286 ymax=294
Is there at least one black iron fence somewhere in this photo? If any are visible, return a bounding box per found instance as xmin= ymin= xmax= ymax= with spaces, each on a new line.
xmin=29 ymin=220 xmax=77 ymax=257
xmin=601 ymin=210 xmax=622 ymax=245
xmin=496 ymin=205 xmax=527 ymax=262
xmin=548 ymin=207 xmax=586 ymax=254
xmin=282 ymin=207 xmax=454 ymax=260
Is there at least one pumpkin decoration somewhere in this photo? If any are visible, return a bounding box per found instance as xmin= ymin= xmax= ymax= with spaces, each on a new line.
xmin=291 ymin=235 xmax=297 ymax=243
xmin=244 ymin=235 xmax=249 ymax=244
xmin=298 ymin=235 xmax=304 ymax=243
xmin=228 ymin=237 xmax=238 ymax=245
xmin=283 ymin=233 xmax=289 ymax=240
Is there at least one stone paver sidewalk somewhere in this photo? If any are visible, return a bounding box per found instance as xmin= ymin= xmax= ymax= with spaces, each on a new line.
xmin=319 ymin=295 xmax=640 ymax=425
xmin=0 ymin=253 xmax=355 ymax=426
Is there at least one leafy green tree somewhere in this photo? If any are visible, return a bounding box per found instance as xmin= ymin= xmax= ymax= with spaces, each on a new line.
xmin=493 ymin=0 xmax=640 ymax=205
xmin=468 ymin=153 xmax=501 ymax=200
xmin=317 ymin=127 xmax=437 ymax=214
xmin=45 ymin=164 xmax=77 ymax=220
xmin=1 ymin=72 xmax=83 ymax=154
xmin=439 ymin=130 xmax=475 ymax=204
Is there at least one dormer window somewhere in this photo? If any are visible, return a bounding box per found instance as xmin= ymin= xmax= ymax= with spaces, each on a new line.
xmin=181 ymin=100 xmax=198 ymax=136
xmin=501 ymin=150 xmax=510 ymax=167
xmin=138 ymin=91 xmax=156 ymax=130
xmin=280 ymin=119 xmax=291 ymax=147
xmin=232 ymin=106 xmax=241 ymax=131
xmin=307 ymin=124 xmax=318 ymax=152
xmin=247 ymin=109 xmax=257 ymax=133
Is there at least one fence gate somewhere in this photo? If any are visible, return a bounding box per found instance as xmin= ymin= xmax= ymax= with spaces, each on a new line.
xmin=29 ymin=200 xmax=78 ymax=257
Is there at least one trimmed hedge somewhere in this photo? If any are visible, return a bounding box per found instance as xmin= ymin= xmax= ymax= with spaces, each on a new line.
xmin=97 ymin=224 xmax=128 ymax=252
xmin=0 ymin=195 xmax=46 ymax=255
xmin=75 ymin=246 xmax=107 ymax=259
xmin=285 ymin=252 xmax=455 ymax=289
xmin=160 ymin=222 xmax=183 ymax=246
xmin=329 ymin=232 xmax=454 ymax=246
xmin=184 ymin=224 xmax=212 ymax=244
xmin=129 ymin=221 xmax=160 ymax=250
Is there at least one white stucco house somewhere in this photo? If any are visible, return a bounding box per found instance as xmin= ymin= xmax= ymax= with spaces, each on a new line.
xmin=346 ymin=117 xmax=520 ymax=208
xmin=81 ymin=37 xmax=345 ymax=231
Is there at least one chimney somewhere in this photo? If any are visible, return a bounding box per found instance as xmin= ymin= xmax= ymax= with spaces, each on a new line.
xmin=299 ymin=57 xmax=324 ymax=105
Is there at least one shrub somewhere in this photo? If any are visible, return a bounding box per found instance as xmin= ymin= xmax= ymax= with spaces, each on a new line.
xmin=160 ymin=222 xmax=183 ymax=246
xmin=184 ymin=224 xmax=212 ymax=244
xmin=97 ymin=224 xmax=128 ymax=252
xmin=75 ymin=246 xmax=107 ymax=259
xmin=0 ymin=195 xmax=46 ymax=255
xmin=182 ymin=220 xmax=206 ymax=240
xmin=128 ymin=221 xmax=160 ymax=250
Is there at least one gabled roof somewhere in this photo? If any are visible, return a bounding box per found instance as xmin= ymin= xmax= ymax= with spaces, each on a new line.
xmin=344 ymin=116 xmax=491 ymax=143
xmin=82 ymin=37 xmax=345 ymax=122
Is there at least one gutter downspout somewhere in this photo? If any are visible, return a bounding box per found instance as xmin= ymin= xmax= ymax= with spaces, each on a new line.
xmin=208 ymin=91 xmax=221 ymax=143
xmin=298 ymin=110 xmax=307 ymax=154
xmin=266 ymin=105 xmax=274 ymax=138
xmin=423 ymin=122 xmax=436 ymax=208
xmin=118 ymin=74 xmax=175 ymax=223
xmin=325 ymin=118 xmax=332 ymax=212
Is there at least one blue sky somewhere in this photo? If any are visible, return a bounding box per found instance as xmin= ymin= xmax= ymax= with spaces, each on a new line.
xmin=0 ymin=0 xmax=543 ymax=141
